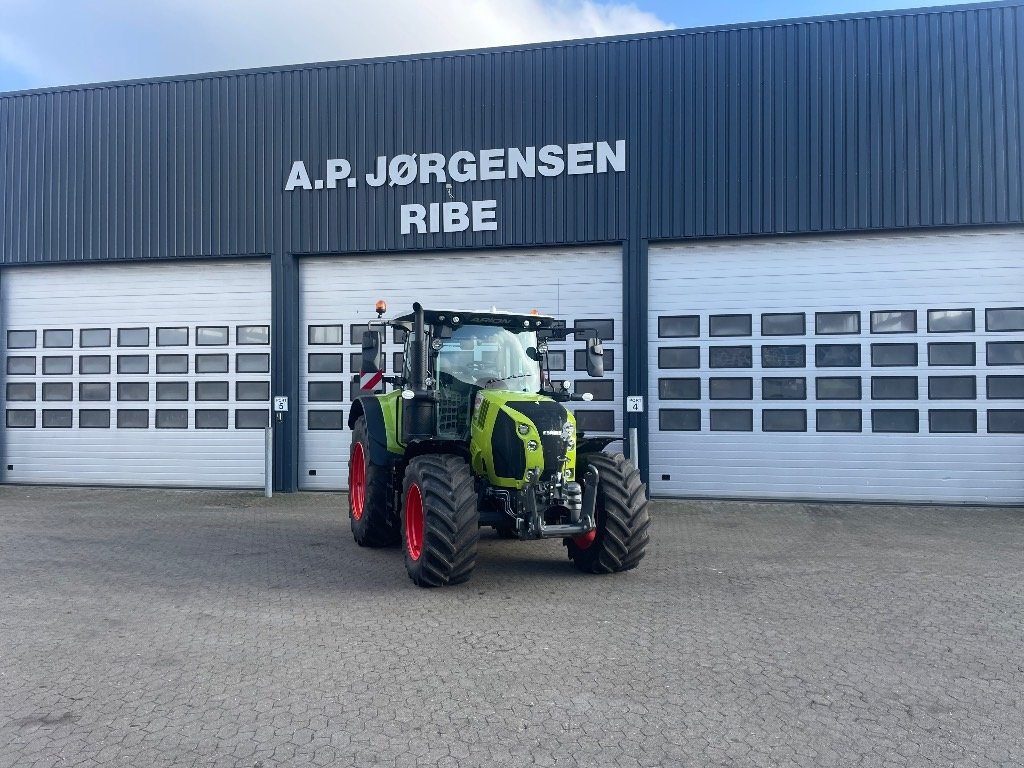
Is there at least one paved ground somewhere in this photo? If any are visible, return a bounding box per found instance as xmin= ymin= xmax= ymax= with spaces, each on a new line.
xmin=0 ymin=486 xmax=1021 ymax=768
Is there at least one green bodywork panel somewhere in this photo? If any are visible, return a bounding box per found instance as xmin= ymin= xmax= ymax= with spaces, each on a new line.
xmin=469 ymin=390 xmax=577 ymax=490
xmin=375 ymin=389 xmax=405 ymax=455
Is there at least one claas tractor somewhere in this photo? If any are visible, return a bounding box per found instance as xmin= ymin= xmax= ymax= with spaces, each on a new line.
xmin=347 ymin=301 xmax=649 ymax=587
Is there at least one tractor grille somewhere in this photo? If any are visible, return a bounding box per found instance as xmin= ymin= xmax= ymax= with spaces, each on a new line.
xmin=506 ymin=400 xmax=568 ymax=480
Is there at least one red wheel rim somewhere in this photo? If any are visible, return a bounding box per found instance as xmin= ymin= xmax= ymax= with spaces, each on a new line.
xmin=573 ymin=529 xmax=597 ymax=549
xmin=405 ymin=483 xmax=424 ymax=561
xmin=350 ymin=442 xmax=366 ymax=521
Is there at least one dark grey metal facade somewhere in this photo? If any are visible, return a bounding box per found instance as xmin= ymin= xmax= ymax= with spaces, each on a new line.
xmin=1 ymin=1 xmax=1022 ymax=489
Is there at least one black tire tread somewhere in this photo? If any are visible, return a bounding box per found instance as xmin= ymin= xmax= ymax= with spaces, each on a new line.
xmin=402 ymin=454 xmax=480 ymax=587
xmin=567 ymin=452 xmax=650 ymax=574
xmin=349 ymin=417 xmax=400 ymax=547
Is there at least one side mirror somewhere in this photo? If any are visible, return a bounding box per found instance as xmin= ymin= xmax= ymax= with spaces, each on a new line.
xmin=361 ymin=330 xmax=384 ymax=373
xmin=585 ymin=337 xmax=605 ymax=377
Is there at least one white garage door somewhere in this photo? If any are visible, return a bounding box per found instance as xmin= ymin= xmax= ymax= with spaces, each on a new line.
xmin=1 ymin=260 xmax=272 ymax=488
xmin=648 ymin=229 xmax=1024 ymax=504
xmin=299 ymin=246 xmax=623 ymax=490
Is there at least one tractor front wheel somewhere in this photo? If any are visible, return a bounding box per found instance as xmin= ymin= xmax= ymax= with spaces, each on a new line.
xmin=401 ymin=454 xmax=480 ymax=587
xmin=348 ymin=416 xmax=400 ymax=547
xmin=566 ymin=452 xmax=650 ymax=573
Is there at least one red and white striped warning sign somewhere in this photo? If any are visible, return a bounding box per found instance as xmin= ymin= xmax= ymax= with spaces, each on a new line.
xmin=360 ymin=370 xmax=383 ymax=391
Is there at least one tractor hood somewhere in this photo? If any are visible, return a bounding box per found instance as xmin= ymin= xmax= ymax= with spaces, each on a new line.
xmin=469 ymin=390 xmax=577 ymax=490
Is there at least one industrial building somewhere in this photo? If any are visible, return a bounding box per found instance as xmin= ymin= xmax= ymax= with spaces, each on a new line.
xmin=1 ymin=2 xmax=1022 ymax=502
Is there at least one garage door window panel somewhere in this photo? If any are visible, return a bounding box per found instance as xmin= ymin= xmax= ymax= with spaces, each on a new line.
xmin=987 ymin=342 xmax=1024 ymax=366
xmin=762 ymin=377 xmax=806 ymax=400
xmin=6 ymin=383 xmax=36 ymax=401
xmin=928 ymin=309 xmax=974 ymax=333
xmin=545 ymin=350 xmax=565 ymax=371
xmin=574 ymin=410 xmax=614 ymax=432
xmin=928 ymin=343 xmax=975 ymax=366
xmin=658 ymin=378 xmax=700 ymax=400
xmin=573 ymin=380 xmax=614 ymax=401
xmin=763 ymin=409 xmax=807 ymax=432
xmin=871 ymin=343 xmax=917 ymax=367
xmin=7 ymin=330 xmax=37 ymax=349
xmin=659 ymin=409 xmax=700 ymax=431
xmin=156 ymin=410 xmax=188 ymax=429
xmin=928 ymin=409 xmax=977 ymax=433
xmin=928 ymin=376 xmax=975 ymax=400
xmin=42 ymin=409 xmax=72 ymax=428
xmin=815 ymin=377 xmax=862 ymax=400
xmin=117 ymin=355 xmax=149 ymax=374
xmin=80 ymin=329 xmax=110 ymax=348
xmin=43 ymin=356 xmax=73 ymax=375
xmin=709 ymin=346 xmax=752 ymax=369
xmin=308 ymin=354 xmax=343 ymax=373
xmin=815 ymin=345 xmax=861 ymax=367
xmin=118 ymin=328 xmax=149 ymax=347
xmin=761 ymin=345 xmax=805 ymax=368
xmin=196 ymin=354 xmax=229 ymax=373
xmin=80 ymin=382 xmax=112 ymax=402
xmin=6 ymin=409 xmax=36 ymax=428
xmin=117 ymin=382 xmax=149 ymax=401
xmin=237 ymin=325 xmax=270 ymax=345
xmin=709 ymin=377 xmax=753 ymax=400
xmin=80 ymin=409 xmax=110 ymax=428
xmin=237 ymin=353 xmax=270 ymax=373
xmin=709 ymin=314 xmax=752 ymax=337
xmin=7 ymin=357 xmax=36 ymax=375
xmin=195 ymin=409 xmax=229 ymax=429
xmin=574 ymin=319 xmax=614 ymax=341
xmin=761 ymin=313 xmax=806 ymax=336
xmin=236 ymin=410 xmax=269 ymax=429
xmin=871 ymin=376 xmax=918 ymax=400
xmin=237 ymin=381 xmax=270 ymax=401
xmin=815 ymin=312 xmax=860 ymax=335
xmin=117 ymin=409 xmax=148 ymax=429
xmin=156 ymin=327 xmax=188 ymax=346
xmin=196 ymin=327 xmax=228 ymax=346
xmin=42 ymin=382 xmax=73 ymax=401
xmin=309 ymin=382 xmax=344 ymax=402
xmin=659 ymin=315 xmax=700 ymax=338
xmin=309 ymin=325 xmax=344 ymax=345
xmin=79 ymin=355 xmax=110 ymax=374
xmin=195 ymin=381 xmax=229 ymax=401
xmin=393 ymin=352 xmax=405 ymax=374
xmin=710 ymin=409 xmax=753 ymax=431
xmin=816 ymin=409 xmax=863 ymax=432
xmin=870 ymin=311 xmax=916 ymax=334
xmin=308 ymin=410 xmax=345 ymax=430
xmin=987 ymin=375 xmax=1024 ymax=399
xmin=156 ymin=382 xmax=188 ymax=401
xmin=658 ymin=347 xmax=699 ymax=369
xmin=872 ymin=409 xmax=919 ymax=433
xmin=985 ymin=308 xmax=1024 ymax=332
xmin=43 ymin=329 xmax=73 ymax=348
xmin=156 ymin=354 xmax=188 ymax=374
xmin=988 ymin=410 xmax=1024 ymax=433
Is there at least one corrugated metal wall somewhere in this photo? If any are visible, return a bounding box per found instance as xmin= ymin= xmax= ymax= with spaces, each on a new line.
xmin=1 ymin=2 xmax=1021 ymax=266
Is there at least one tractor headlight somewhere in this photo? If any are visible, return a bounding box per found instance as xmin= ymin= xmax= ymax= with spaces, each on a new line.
xmin=527 ymin=440 xmax=539 ymax=451
xmin=517 ymin=423 xmax=530 ymax=435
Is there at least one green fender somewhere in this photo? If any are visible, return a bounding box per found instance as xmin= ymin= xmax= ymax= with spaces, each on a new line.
xmin=348 ymin=392 xmax=404 ymax=465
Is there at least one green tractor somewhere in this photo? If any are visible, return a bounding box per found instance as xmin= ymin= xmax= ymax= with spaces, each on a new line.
xmin=347 ymin=301 xmax=649 ymax=587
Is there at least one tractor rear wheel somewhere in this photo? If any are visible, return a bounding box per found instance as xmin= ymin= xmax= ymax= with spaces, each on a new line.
xmin=401 ymin=454 xmax=480 ymax=587
xmin=348 ymin=416 xmax=400 ymax=547
xmin=566 ymin=452 xmax=650 ymax=573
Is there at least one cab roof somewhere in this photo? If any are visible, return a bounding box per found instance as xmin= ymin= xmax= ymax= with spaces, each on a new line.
xmin=392 ymin=308 xmax=558 ymax=331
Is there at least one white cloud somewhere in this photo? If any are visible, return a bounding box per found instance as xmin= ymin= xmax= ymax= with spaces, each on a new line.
xmin=0 ymin=0 xmax=670 ymax=89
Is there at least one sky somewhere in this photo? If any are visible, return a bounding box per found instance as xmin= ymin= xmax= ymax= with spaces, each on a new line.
xmin=0 ymin=0 xmax=981 ymax=93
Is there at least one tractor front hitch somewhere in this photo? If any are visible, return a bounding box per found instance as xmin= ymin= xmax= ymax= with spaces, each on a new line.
xmin=521 ymin=465 xmax=599 ymax=539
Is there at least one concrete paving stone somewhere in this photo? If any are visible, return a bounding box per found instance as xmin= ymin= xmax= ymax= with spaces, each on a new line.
xmin=0 ymin=486 xmax=1021 ymax=767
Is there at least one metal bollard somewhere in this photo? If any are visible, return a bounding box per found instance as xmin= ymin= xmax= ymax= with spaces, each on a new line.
xmin=628 ymin=426 xmax=639 ymax=467
xmin=264 ymin=423 xmax=273 ymax=498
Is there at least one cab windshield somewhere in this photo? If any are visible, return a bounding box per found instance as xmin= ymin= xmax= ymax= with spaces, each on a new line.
xmin=435 ymin=324 xmax=541 ymax=393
